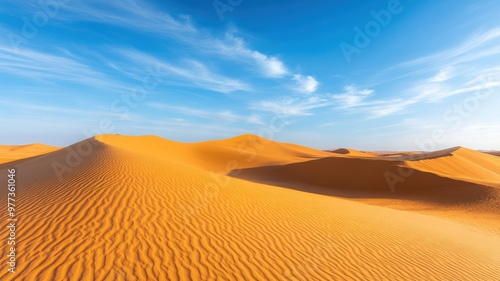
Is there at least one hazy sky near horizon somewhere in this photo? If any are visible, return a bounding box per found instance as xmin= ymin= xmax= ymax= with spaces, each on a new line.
xmin=1 ymin=0 xmax=500 ymax=150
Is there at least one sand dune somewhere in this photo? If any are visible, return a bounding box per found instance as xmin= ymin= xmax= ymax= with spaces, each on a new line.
xmin=95 ymin=134 xmax=332 ymax=172
xmin=406 ymin=147 xmax=500 ymax=187
xmin=237 ymin=144 xmax=500 ymax=190
xmin=234 ymin=140 xmax=500 ymax=233
xmin=485 ymin=151 xmax=500 ymax=157
xmin=1 ymin=134 xmax=499 ymax=280
xmin=328 ymin=148 xmax=376 ymax=157
xmin=0 ymin=143 xmax=59 ymax=164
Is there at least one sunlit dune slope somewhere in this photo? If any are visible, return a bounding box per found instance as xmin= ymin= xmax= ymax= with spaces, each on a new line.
xmin=406 ymin=147 xmax=500 ymax=188
xmin=95 ymin=134 xmax=332 ymax=172
xmin=0 ymin=143 xmax=59 ymax=164
xmin=1 ymin=135 xmax=500 ymax=280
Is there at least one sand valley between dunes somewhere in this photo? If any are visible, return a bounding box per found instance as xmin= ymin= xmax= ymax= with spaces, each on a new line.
xmin=1 ymin=134 xmax=499 ymax=280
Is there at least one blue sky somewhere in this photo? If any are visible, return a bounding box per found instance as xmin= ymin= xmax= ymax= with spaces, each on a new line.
xmin=1 ymin=0 xmax=500 ymax=150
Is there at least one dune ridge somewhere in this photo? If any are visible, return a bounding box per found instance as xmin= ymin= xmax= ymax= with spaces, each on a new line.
xmin=0 ymin=134 xmax=499 ymax=280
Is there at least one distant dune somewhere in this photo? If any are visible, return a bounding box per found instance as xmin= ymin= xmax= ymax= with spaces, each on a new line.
xmin=0 ymin=143 xmax=59 ymax=164
xmin=328 ymin=148 xmax=376 ymax=157
xmin=485 ymin=151 xmax=500 ymax=157
xmin=1 ymin=134 xmax=499 ymax=280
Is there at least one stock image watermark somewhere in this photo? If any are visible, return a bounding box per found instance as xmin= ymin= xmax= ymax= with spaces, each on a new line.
xmin=6 ymin=168 xmax=17 ymax=274
xmin=176 ymin=109 xmax=292 ymax=221
xmin=213 ymin=0 xmax=243 ymax=21
xmin=8 ymin=0 xmax=70 ymax=52
xmin=51 ymin=64 xmax=164 ymax=181
xmin=385 ymin=74 xmax=495 ymax=192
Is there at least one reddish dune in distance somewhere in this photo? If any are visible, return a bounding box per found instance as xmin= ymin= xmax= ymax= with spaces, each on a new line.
xmin=485 ymin=151 xmax=500 ymax=157
xmin=1 ymin=134 xmax=499 ymax=280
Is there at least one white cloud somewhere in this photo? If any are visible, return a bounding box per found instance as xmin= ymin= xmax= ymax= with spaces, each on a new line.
xmin=211 ymin=34 xmax=288 ymax=78
xmin=293 ymin=74 xmax=319 ymax=93
xmin=59 ymin=1 xmax=290 ymax=79
xmin=41 ymin=0 xmax=293 ymax=81
xmin=251 ymin=51 xmax=288 ymax=77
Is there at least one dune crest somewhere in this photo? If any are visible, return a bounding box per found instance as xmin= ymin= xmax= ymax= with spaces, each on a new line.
xmin=95 ymin=134 xmax=332 ymax=172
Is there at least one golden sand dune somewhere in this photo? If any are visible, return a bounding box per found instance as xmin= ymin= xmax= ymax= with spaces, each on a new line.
xmin=406 ymin=147 xmax=500 ymax=187
xmin=1 ymin=134 xmax=500 ymax=280
xmin=234 ymin=140 xmax=500 ymax=234
xmin=95 ymin=134 xmax=332 ymax=172
xmin=236 ymin=145 xmax=500 ymax=190
xmin=0 ymin=143 xmax=59 ymax=164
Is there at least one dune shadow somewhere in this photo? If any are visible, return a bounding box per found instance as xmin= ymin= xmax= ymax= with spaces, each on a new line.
xmin=229 ymin=156 xmax=497 ymax=206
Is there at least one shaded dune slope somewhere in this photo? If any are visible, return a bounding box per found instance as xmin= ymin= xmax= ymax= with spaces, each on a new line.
xmin=235 ymin=144 xmax=500 ymax=193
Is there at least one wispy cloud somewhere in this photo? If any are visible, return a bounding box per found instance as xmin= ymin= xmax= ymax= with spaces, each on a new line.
xmin=0 ymin=45 xmax=127 ymax=92
xmin=58 ymin=1 xmax=291 ymax=80
xmin=251 ymin=95 xmax=330 ymax=116
xmin=4 ymin=0 xmax=316 ymax=96
xmin=372 ymin=28 xmax=500 ymax=86
xmin=147 ymin=102 xmax=264 ymax=125
xmin=209 ymin=33 xmax=289 ymax=78
xmin=252 ymin=85 xmax=376 ymax=117
xmin=349 ymin=28 xmax=500 ymax=118
xmin=318 ymin=122 xmax=337 ymax=128
xmin=364 ymin=67 xmax=500 ymax=118
xmin=398 ymin=28 xmax=500 ymax=69
xmin=58 ymin=0 xmax=197 ymax=38
xmin=115 ymin=48 xmax=251 ymax=93
xmin=0 ymin=100 xmax=129 ymax=119
xmin=429 ymin=66 xmax=454 ymax=82
xmin=331 ymin=85 xmax=373 ymax=108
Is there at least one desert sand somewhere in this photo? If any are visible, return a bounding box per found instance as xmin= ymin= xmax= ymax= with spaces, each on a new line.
xmin=0 ymin=143 xmax=59 ymax=164
xmin=1 ymin=134 xmax=499 ymax=280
